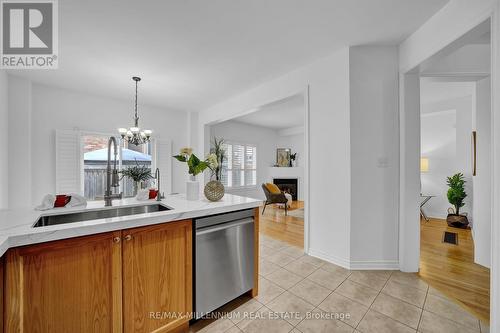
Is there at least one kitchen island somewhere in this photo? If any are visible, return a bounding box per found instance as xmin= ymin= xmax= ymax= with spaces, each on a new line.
xmin=0 ymin=194 xmax=261 ymax=333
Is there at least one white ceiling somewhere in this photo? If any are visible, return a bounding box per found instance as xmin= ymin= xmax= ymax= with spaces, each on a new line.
xmin=8 ymin=0 xmax=448 ymax=111
xmin=232 ymin=93 xmax=304 ymax=130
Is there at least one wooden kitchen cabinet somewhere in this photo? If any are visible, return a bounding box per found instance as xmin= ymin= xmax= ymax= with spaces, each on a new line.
xmin=4 ymin=231 xmax=123 ymax=333
xmin=122 ymin=220 xmax=192 ymax=333
xmin=1 ymin=256 xmax=4 ymax=333
xmin=3 ymin=219 xmax=192 ymax=333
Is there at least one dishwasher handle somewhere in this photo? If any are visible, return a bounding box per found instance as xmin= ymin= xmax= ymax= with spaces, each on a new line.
xmin=196 ymin=217 xmax=254 ymax=235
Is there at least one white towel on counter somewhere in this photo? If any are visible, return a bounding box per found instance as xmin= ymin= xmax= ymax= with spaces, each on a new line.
xmin=36 ymin=194 xmax=56 ymax=210
xmin=35 ymin=193 xmax=88 ymax=211
xmin=66 ymin=194 xmax=87 ymax=208
xmin=135 ymin=189 xmax=150 ymax=201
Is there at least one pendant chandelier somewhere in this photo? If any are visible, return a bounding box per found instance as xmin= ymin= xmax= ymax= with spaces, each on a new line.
xmin=118 ymin=76 xmax=152 ymax=145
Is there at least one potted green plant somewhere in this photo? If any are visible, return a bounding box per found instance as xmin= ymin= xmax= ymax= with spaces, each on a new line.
xmin=446 ymin=173 xmax=469 ymax=228
xmin=173 ymin=148 xmax=217 ymax=200
xmin=119 ymin=159 xmax=153 ymax=196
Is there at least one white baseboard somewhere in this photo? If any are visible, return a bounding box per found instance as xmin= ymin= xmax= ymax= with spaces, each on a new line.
xmin=307 ymin=248 xmax=350 ymax=269
xmin=349 ymin=260 xmax=400 ymax=270
xmin=307 ymin=248 xmax=399 ymax=270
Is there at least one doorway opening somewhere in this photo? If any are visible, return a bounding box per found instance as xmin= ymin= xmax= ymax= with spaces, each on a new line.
xmin=403 ymin=19 xmax=492 ymax=323
xmin=204 ymin=88 xmax=310 ymax=251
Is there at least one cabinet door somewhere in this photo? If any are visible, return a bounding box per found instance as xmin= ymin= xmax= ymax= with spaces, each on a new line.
xmin=122 ymin=220 xmax=192 ymax=333
xmin=4 ymin=231 xmax=123 ymax=333
xmin=1 ymin=256 xmax=4 ymax=332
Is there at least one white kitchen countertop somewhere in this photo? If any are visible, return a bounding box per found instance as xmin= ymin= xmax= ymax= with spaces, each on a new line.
xmin=0 ymin=194 xmax=261 ymax=257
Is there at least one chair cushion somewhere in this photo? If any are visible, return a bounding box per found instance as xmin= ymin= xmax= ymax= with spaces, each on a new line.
xmin=265 ymin=183 xmax=281 ymax=194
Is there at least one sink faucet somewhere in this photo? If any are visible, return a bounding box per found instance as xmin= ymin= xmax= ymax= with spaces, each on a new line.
xmin=104 ymin=137 xmax=122 ymax=206
xmin=154 ymin=167 xmax=164 ymax=201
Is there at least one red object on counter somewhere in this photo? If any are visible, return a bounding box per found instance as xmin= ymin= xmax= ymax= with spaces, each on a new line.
xmin=54 ymin=195 xmax=71 ymax=207
xmin=149 ymin=189 xmax=158 ymax=199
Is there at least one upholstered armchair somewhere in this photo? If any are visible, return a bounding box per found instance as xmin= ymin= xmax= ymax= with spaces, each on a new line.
xmin=261 ymin=183 xmax=288 ymax=215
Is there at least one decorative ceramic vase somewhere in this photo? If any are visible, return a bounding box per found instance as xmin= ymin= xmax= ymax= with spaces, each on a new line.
xmin=204 ymin=180 xmax=225 ymax=201
xmin=186 ymin=175 xmax=199 ymax=201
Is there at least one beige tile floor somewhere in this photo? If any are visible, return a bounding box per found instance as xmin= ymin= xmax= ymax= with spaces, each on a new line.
xmin=190 ymin=235 xmax=490 ymax=333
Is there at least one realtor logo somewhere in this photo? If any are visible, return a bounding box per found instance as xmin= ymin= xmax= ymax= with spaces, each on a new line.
xmin=1 ymin=0 xmax=58 ymax=69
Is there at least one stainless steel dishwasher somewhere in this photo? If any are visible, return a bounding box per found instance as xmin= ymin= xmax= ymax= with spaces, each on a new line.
xmin=194 ymin=209 xmax=254 ymax=318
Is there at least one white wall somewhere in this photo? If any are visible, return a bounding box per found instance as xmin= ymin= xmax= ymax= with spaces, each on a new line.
xmin=209 ymin=120 xmax=279 ymax=200
xmin=0 ymin=71 xmax=8 ymax=210
xmin=188 ymin=111 xmax=199 ymax=152
xmin=8 ymin=76 xmax=32 ymax=209
xmin=277 ymin=132 xmax=304 ymax=167
xmin=7 ymin=77 xmax=189 ymax=207
xmin=399 ymin=73 xmax=421 ymax=272
xmin=349 ymin=46 xmax=400 ymax=268
xmin=473 ymin=77 xmax=492 ymax=267
xmin=490 ymin=3 xmax=500 ymax=330
xmin=198 ymin=49 xmax=351 ymax=266
xmin=421 ymin=111 xmax=457 ymax=218
xmin=275 ymin=131 xmax=305 ymax=200
xmin=420 ymin=96 xmax=474 ymax=219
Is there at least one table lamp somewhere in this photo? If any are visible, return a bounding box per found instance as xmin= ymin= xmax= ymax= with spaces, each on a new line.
xmin=420 ymin=158 xmax=429 ymax=173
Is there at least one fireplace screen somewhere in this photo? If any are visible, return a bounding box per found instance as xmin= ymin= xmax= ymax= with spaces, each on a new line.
xmin=273 ymin=178 xmax=298 ymax=201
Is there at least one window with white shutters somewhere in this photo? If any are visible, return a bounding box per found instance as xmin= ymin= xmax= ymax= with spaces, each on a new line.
xmin=56 ymin=130 xmax=171 ymax=200
xmin=221 ymin=142 xmax=257 ymax=188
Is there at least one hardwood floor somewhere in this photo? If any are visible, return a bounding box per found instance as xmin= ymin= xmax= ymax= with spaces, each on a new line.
xmin=419 ymin=217 xmax=490 ymax=323
xmin=259 ymin=201 xmax=304 ymax=248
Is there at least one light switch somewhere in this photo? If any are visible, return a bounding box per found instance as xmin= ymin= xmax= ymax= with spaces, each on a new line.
xmin=377 ymin=157 xmax=389 ymax=168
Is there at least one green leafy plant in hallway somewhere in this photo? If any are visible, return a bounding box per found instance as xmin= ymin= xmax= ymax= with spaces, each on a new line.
xmin=446 ymin=173 xmax=467 ymax=215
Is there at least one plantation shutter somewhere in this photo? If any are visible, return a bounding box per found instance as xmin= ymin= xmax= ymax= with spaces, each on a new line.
xmin=221 ymin=142 xmax=257 ymax=188
xmin=232 ymin=144 xmax=245 ymax=187
xmin=55 ymin=129 xmax=82 ymax=194
xmin=154 ymin=140 xmax=172 ymax=195
xmin=245 ymin=145 xmax=257 ymax=186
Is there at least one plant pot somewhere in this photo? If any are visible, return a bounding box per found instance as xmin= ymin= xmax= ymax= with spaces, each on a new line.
xmin=204 ymin=180 xmax=225 ymax=201
xmin=186 ymin=176 xmax=199 ymax=201
xmin=446 ymin=214 xmax=469 ymax=228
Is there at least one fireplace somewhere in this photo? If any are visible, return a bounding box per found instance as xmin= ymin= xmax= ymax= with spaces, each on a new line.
xmin=273 ymin=178 xmax=298 ymax=201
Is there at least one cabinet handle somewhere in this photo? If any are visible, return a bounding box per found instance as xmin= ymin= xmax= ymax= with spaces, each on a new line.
xmin=113 ymin=236 xmax=121 ymax=243
xmin=124 ymin=234 xmax=132 ymax=241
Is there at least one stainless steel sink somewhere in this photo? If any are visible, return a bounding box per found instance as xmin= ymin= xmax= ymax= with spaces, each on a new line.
xmin=33 ymin=204 xmax=171 ymax=228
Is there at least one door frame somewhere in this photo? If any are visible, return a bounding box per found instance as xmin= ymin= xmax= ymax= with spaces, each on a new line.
xmin=200 ymin=86 xmax=311 ymax=252
xmin=399 ymin=5 xmax=500 ymax=330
